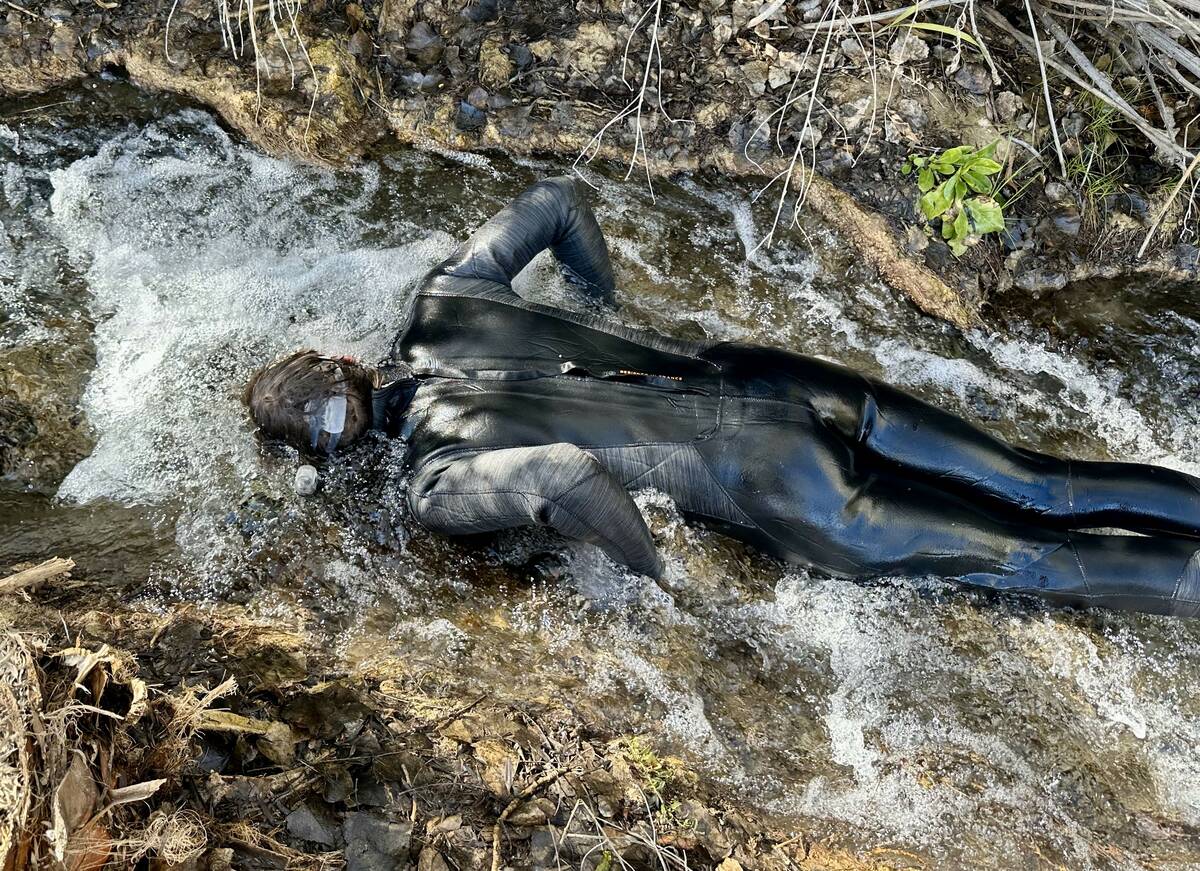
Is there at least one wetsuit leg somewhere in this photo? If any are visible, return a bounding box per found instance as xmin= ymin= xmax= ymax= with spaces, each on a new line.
xmin=852 ymin=474 xmax=1200 ymax=616
xmin=698 ymin=416 xmax=1200 ymax=615
xmin=704 ymin=342 xmax=1200 ymax=539
xmin=857 ymin=380 xmax=1200 ymax=539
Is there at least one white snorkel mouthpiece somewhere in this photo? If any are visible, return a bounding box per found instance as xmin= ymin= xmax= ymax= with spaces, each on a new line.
xmin=305 ymin=363 xmax=348 ymax=455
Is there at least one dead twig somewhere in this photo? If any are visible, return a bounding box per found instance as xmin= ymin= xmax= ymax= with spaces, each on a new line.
xmin=574 ymin=0 xmax=690 ymax=200
xmin=1 ymin=0 xmax=42 ymax=18
xmin=0 ymin=557 xmax=75 ymax=594
xmin=802 ymin=0 xmax=964 ymax=29
xmin=1022 ymin=0 xmax=1068 ymax=177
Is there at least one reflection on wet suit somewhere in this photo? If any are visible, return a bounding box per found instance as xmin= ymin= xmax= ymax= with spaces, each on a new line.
xmin=378 ymin=177 xmax=1200 ymax=616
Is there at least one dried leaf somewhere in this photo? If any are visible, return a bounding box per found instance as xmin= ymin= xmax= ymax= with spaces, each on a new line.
xmin=108 ymin=779 xmax=166 ymax=807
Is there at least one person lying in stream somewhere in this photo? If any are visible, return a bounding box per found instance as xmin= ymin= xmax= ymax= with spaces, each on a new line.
xmin=243 ymin=176 xmax=1200 ymax=617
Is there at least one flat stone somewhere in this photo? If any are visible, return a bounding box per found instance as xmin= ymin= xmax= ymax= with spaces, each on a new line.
xmin=418 ymin=846 xmax=450 ymax=871
xmin=896 ymin=97 xmax=927 ymax=130
xmin=286 ymin=803 xmax=340 ymax=847
xmin=505 ymin=799 xmax=549 ymax=827
xmin=1043 ymin=181 xmax=1071 ymax=204
xmin=348 ymin=29 xmax=373 ymax=63
xmin=1175 ymin=243 xmax=1199 ymax=274
xmin=840 ymin=37 xmax=864 ymax=61
xmin=889 ymin=31 xmax=928 ymax=64
xmin=461 ymin=0 xmax=497 ymax=22
xmin=528 ymin=827 xmax=558 ymax=867
xmin=343 ymin=813 xmax=413 ymax=871
xmin=405 ymin=21 xmax=443 ymax=66
xmin=509 ymin=43 xmax=533 ymax=69
xmin=466 ymin=86 xmax=489 ymax=109
xmin=767 ymin=65 xmax=790 ymax=89
xmin=995 ymin=90 xmax=1023 ymax=122
xmin=954 ymin=63 xmax=991 ymax=95
xmin=1051 ymin=206 xmax=1082 ymax=237
xmin=740 ymin=60 xmax=768 ymax=96
xmin=1015 ymin=265 xmax=1068 ymax=294
xmin=455 ymin=101 xmax=487 ymax=131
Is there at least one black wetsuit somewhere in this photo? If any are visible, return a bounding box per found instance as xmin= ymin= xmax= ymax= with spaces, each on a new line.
xmin=370 ymin=176 xmax=1200 ymax=616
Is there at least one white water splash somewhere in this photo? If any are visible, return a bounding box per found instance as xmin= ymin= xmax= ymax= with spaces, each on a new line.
xmin=47 ymin=111 xmax=449 ymax=504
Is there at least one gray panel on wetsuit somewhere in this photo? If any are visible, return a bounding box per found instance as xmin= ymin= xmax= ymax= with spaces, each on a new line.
xmin=588 ymin=443 xmax=756 ymax=528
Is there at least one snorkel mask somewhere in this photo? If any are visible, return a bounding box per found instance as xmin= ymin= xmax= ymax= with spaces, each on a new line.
xmin=304 ymin=360 xmax=348 ymax=455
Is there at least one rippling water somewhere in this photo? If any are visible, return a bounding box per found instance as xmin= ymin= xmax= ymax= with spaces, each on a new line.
xmin=3 ymin=81 xmax=1200 ymax=869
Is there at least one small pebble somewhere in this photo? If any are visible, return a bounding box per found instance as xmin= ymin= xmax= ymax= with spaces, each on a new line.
xmin=295 ymin=464 xmax=319 ymax=496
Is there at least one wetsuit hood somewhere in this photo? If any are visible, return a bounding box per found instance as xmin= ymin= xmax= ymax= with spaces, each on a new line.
xmin=370 ymin=362 xmax=419 ymax=437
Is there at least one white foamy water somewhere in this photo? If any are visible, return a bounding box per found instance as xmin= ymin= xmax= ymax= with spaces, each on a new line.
xmin=46 ymin=112 xmax=450 ymax=504
xmin=4 ymin=100 xmax=1200 ymax=868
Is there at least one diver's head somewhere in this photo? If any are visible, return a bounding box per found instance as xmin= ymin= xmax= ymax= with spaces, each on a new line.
xmin=243 ymin=350 xmax=373 ymax=456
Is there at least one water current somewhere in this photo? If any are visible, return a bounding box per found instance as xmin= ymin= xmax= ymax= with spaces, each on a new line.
xmin=3 ymin=80 xmax=1200 ymax=869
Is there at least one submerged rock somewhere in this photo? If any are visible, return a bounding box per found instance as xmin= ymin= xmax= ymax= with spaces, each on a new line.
xmin=1014 ymin=263 xmax=1069 ymax=294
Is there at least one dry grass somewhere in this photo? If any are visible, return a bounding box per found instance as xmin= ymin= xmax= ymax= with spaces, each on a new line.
xmin=167 ymin=0 xmax=321 ymax=132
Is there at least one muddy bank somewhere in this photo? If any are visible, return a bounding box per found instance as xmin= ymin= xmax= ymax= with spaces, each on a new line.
xmin=1 ymin=569 xmax=897 ymax=871
xmin=2 ymin=0 xmax=1196 ymax=328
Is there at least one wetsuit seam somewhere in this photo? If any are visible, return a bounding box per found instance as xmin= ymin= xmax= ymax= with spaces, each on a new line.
xmin=417 ymin=441 xmax=706 ymax=469
xmin=687 ymin=447 xmax=760 ymax=528
xmin=1065 ymin=535 xmax=1092 ymax=596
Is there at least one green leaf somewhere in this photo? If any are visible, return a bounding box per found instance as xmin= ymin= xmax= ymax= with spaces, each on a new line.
xmin=948 ymin=234 xmax=970 ymax=256
xmin=901 ymin=161 xmax=912 ymax=175
xmin=911 ymin=156 xmax=927 ymax=167
xmin=954 ymin=178 xmax=968 ymax=200
xmin=953 ymin=208 xmax=970 ymax=241
xmin=919 ymin=185 xmax=952 ymax=220
xmin=967 ymin=157 xmax=1002 ymax=175
xmin=917 ymin=167 xmax=935 ymax=192
xmin=886 ymin=3 xmax=920 ymax=27
xmin=972 ymin=139 xmax=1000 ymax=160
xmin=938 ymin=146 xmax=974 ymax=166
xmin=962 ymin=168 xmax=993 ymax=193
xmin=904 ymin=21 xmax=979 ymax=46
xmin=965 ymin=196 xmax=1005 ymax=234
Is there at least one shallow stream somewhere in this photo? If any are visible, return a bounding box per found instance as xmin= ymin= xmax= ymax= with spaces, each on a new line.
xmin=3 ymin=80 xmax=1200 ymax=869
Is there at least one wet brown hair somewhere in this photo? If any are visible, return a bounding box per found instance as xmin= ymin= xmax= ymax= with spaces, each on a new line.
xmin=243 ymin=350 xmax=373 ymax=454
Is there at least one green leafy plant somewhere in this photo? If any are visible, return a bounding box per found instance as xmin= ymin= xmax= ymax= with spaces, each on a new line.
xmin=901 ymin=141 xmax=1006 ymax=256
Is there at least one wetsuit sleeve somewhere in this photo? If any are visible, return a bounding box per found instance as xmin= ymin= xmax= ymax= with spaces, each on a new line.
xmin=432 ymin=176 xmax=616 ymax=302
xmin=408 ymin=443 xmax=662 ymax=578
